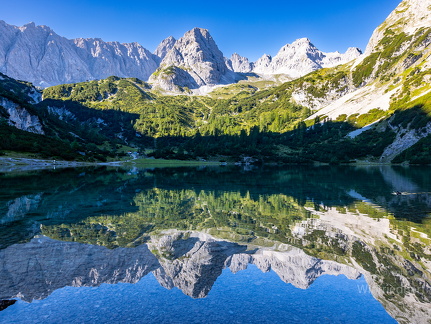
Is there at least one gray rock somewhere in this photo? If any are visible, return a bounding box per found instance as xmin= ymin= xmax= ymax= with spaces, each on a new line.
xmin=226 ymin=53 xmax=253 ymax=73
xmin=0 ymin=20 xmax=159 ymax=87
xmin=253 ymin=38 xmax=361 ymax=78
xmin=150 ymin=28 xmax=229 ymax=90
xmin=154 ymin=36 xmax=177 ymax=62
xmin=0 ymin=97 xmax=44 ymax=134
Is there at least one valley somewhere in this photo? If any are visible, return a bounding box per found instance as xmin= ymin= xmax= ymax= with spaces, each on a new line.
xmin=0 ymin=0 xmax=430 ymax=165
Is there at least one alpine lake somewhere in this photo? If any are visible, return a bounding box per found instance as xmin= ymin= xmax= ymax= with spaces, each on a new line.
xmin=0 ymin=165 xmax=430 ymax=324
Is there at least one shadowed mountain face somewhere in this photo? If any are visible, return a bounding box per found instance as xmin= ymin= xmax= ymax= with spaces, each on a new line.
xmin=0 ymin=165 xmax=430 ymax=323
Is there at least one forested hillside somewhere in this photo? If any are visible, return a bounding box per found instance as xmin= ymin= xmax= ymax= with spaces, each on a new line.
xmin=39 ymin=74 xmax=402 ymax=163
xmin=2 ymin=0 xmax=431 ymax=164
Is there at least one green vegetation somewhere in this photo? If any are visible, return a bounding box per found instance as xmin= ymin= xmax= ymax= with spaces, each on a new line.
xmin=0 ymin=122 xmax=78 ymax=160
xmin=34 ymin=166 xmax=431 ymax=304
xmin=0 ymin=71 xmax=410 ymax=164
xmin=2 ymin=27 xmax=431 ymax=164
xmin=352 ymin=28 xmax=431 ymax=88
xmin=352 ymin=53 xmax=380 ymax=87
xmin=41 ymin=188 xmax=312 ymax=248
xmin=42 ymin=71 xmax=407 ymax=164
xmin=44 ymin=77 xmax=312 ymax=138
xmin=299 ymin=69 xmax=349 ymax=98
xmin=0 ymin=74 xmax=149 ymax=161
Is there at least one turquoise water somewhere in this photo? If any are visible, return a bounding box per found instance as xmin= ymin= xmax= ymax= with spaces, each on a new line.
xmin=0 ymin=165 xmax=430 ymax=323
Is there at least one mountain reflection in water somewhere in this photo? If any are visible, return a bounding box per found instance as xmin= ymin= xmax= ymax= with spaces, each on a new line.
xmin=0 ymin=165 xmax=430 ymax=324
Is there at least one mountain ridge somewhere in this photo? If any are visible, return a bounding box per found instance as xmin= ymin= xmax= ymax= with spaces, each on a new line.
xmin=0 ymin=20 xmax=361 ymax=90
xmin=2 ymin=0 xmax=431 ymax=165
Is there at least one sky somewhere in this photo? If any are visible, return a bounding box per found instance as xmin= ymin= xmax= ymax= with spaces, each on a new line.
xmin=1 ymin=0 xmax=401 ymax=61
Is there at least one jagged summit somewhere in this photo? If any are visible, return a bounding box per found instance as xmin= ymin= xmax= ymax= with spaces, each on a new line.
xmin=154 ymin=35 xmax=176 ymax=62
xmin=364 ymin=0 xmax=431 ymax=56
xmin=0 ymin=21 xmax=159 ymax=87
xmin=0 ymin=20 xmax=361 ymax=90
xmin=292 ymin=37 xmax=312 ymax=45
xmin=149 ymin=27 xmax=229 ymax=91
xmin=251 ymin=38 xmax=361 ymax=77
xmin=226 ymin=53 xmax=253 ymax=73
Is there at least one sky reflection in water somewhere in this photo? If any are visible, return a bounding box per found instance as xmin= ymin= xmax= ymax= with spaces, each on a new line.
xmin=0 ymin=165 xmax=429 ymax=323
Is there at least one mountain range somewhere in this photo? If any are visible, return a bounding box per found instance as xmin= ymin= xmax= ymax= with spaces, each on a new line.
xmin=1 ymin=0 xmax=431 ymax=165
xmin=0 ymin=20 xmax=361 ymax=90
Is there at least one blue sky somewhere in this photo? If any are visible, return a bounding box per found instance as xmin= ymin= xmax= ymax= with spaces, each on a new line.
xmin=2 ymin=0 xmax=400 ymax=61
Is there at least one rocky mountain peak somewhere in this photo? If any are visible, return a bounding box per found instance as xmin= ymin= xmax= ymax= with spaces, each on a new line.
xmin=188 ymin=27 xmax=205 ymax=35
xmin=0 ymin=20 xmax=362 ymax=91
xmin=173 ymin=27 xmax=224 ymax=64
xmin=226 ymin=53 xmax=253 ymax=73
xmin=252 ymin=37 xmax=360 ymax=78
xmin=364 ymin=0 xmax=431 ymax=56
xmin=292 ymin=37 xmax=312 ymax=46
xmin=150 ymin=27 xmax=228 ymax=91
xmin=154 ymin=36 xmax=177 ymax=61
xmin=18 ymin=22 xmax=52 ymax=34
xmin=0 ymin=20 xmax=159 ymax=87
xmin=21 ymin=22 xmax=36 ymax=29
xmin=252 ymin=54 xmax=273 ymax=74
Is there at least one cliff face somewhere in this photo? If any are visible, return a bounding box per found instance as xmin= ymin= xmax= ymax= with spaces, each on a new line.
xmin=0 ymin=20 xmax=361 ymax=92
xmin=0 ymin=97 xmax=44 ymax=134
xmin=149 ymin=28 xmax=231 ymax=92
xmin=251 ymin=38 xmax=361 ymax=78
xmin=0 ymin=21 xmax=159 ymax=87
xmin=0 ymin=73 xmax=44 ymax=135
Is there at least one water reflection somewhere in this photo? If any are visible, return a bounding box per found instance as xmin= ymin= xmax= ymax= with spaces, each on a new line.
xmin=0 ymin=165 xmax=430 ymax=323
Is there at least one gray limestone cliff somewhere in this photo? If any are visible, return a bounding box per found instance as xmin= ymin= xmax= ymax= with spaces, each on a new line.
xmin=0 ymin=74 xmax=44 ymax=134
xmin=252 ymin=38 xmax=361 ymax=78
xmin=149 ymin=28 xmax=230 ymax=91
xmin=0 ymin=20 xmax=159 ymax=87
xmin=0 ymin=20 xmax=361 ymax=91
xmin=0 ymin=97 xmax=44 ymax=134
xmin=154 ymin=36 xmax=177 ymax=62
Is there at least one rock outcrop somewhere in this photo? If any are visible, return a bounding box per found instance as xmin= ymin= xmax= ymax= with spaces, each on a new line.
xmin=252 ymin=38 xmax=361 ymax=78
xmin=154 ymin=36 xmax=177 ymax=62
xmin=149 ymin=28 xmax=230 ymax=91
xmin=0 ymin=97 xmax=44 ymax=134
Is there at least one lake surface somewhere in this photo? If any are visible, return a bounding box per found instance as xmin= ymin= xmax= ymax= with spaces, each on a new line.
xmin=0 ymin=165 xmax=430 ymax=323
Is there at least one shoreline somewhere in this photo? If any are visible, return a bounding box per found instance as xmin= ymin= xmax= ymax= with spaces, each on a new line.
xmin=0 ymin=156 xmax=221 ymax=173
xmin=0 ymin=156 xmax=414 ymax=173
xmin=0 ymin=156 xmax=116 ymax=173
